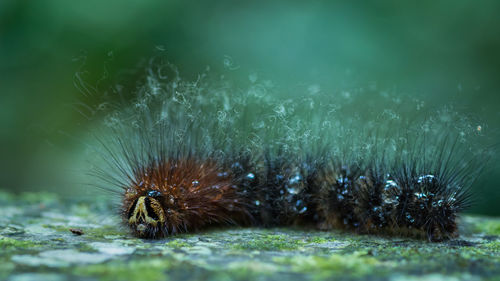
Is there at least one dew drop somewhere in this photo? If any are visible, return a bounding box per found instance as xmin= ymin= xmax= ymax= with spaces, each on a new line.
xmin=231 ymin=162 xmax=242 ymax=170
xmin=217 ymin=172 xmax=229 ymax=178
xmin=414 ymin=192 xmax=426 ymax=199
xmin=147 ymin=190 xmax=161 ymax=197
xmin=288 ymin=174 xmax=302 ymax=185
xmin=286 ymin=186 xmax=299 ymax=195
xmin=276 ymin=174 xmax=284 ymax=182
xmin=417 ymin=175 xmax=436 ymax=184
xmin=385 ymin=180 xmax=399 ymax=190
xmin=406 ymin=213 xmax=415 ymax=223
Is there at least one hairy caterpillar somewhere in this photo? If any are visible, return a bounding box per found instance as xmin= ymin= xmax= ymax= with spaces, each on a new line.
xmin=89 ymin=61 xmax=489 ymax=242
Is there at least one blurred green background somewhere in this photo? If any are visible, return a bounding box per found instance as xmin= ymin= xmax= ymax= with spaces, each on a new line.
xmin=1 ymin=0 xmax=499 ymax=215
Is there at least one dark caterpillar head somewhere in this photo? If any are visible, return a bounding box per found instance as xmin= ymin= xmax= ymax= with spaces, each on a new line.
xmin=126 ymin=190 xmax=166 ymax=238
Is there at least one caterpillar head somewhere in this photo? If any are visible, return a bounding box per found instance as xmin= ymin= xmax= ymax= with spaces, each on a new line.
xmin=127 ymin=190 xmax=166 ymax=238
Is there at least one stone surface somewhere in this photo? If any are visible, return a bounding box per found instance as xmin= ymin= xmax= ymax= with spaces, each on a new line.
xmin=0 ymin=191 xmax=499 ymax=281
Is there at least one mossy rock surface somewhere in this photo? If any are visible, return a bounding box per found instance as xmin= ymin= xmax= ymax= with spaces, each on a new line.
xmin=1 ymin=191 xmax=499 ymax=281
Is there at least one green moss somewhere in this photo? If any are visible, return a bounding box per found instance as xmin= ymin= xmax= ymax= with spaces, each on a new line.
xmin=79 ymin=244 xmax=99 ymax=253
xmin=166 ymin=240 xmax=191 ymax=249
xmin=232 ymin=234 xmax=305 ymax=251
xmin=74 ymin=258 xmax=275 ymax=281
xmin=277 ymin=251 xmax=383 ymax=279
xmin=474 ymin=219 xmax=500 ymax=236
xmin=84 ymin=226 xmax=126 ymax=238
xmin=219 ymin=262 xmax=277 ymax=280
xmin=43 ymin=224 xmax=80 ymax=234
xmin=343 ymin=239 xmax=500 ymax=276
xmin=73 ymin=259 xmax=171 ymax=281
xmin=51 ymin=237 xmax=65 ymax=242
xmin=43 ymin=223 xmax=125 ymax=240
xmin=0 ymin=259 xmax=14 ymax=280
xmin=0 ymin=236 xmax=39 ymax=251
xmin=482 ymin=241 xmax=500 ymax=252
xmin=307 ymin=237 xmax=331 ymax=244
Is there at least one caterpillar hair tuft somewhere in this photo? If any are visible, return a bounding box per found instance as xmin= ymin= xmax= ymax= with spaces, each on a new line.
xmin=87 ymin=61 xmax=491 ymax=242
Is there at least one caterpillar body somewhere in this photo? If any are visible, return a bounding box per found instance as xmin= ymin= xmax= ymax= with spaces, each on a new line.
xmin=89 ymin=62 xmax=488 ymax=242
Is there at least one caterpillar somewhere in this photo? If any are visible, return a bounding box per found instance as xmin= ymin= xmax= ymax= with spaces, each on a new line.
xmin=88 ymin=61 xmax=489 ymax=242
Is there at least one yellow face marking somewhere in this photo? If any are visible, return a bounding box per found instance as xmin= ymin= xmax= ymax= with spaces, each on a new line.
xmin=128 ymin=196 xmax=165 ymax=228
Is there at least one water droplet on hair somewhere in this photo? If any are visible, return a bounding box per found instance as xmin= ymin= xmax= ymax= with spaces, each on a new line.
xmin=286 ymin=186 xmax=299 ymax=195
xmin=417 ymin=174 xmax=436 ymax=184
xmin=231 ymin=162 xmax=242 ymax=170
xmin=414 ymin=192 xmax=426 ymax=199
xmin=147 ymin=190 xmax=161 ymax=197
xmin=289 ymin=174 xmax=302 ymax=185
xmin=217 ymin=172 xmax=229 ymax=178
xmin=385 ymin=180 xmax=399 ymax=191
xmin=406 ymin=213 xmax=415 ymax=223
